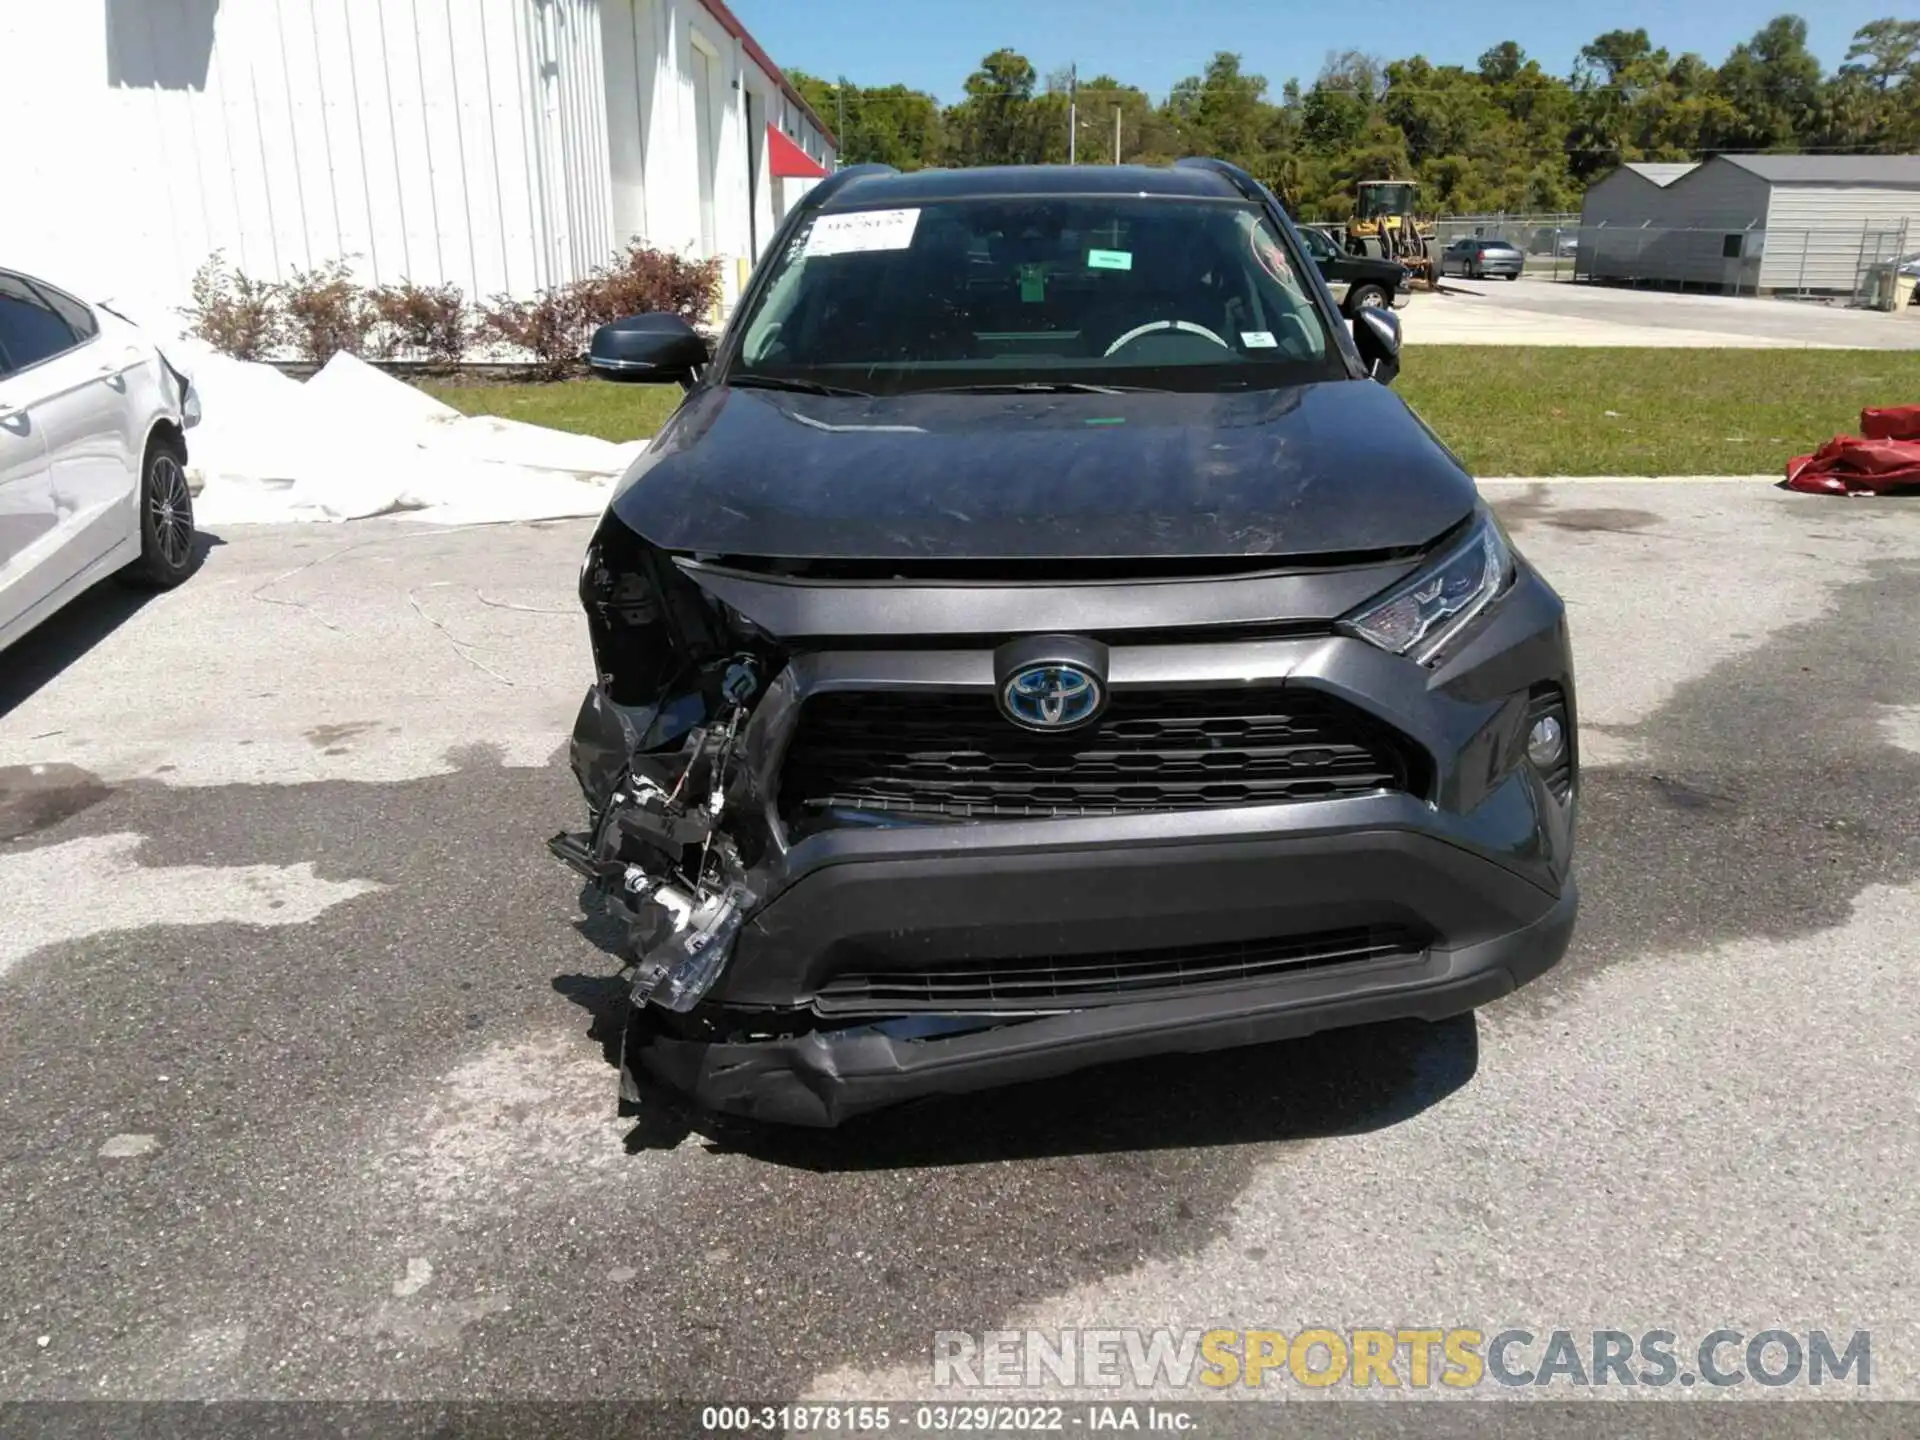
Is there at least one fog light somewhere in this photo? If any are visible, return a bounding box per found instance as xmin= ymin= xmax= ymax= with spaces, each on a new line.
xmin=1527 ymin=713 xmax=1566 ymax=770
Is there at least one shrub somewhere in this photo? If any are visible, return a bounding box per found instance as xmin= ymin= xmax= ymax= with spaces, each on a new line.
xmin=370 ymin=279 xmax=469 ymax=364
xmin=581 ymin=242 xmax=723 ymax=330
xmin=181 ymin=251 xmax=282 ymax=360
xmin=477 ymin=286 xmax=590 ymax=379
xmin=178 ymin=240 xmax=718 ymax=373
xmin=281 ymin=259 xmax=379 ymax=364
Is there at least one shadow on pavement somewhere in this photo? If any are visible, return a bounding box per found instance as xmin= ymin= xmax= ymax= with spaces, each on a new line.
xmin=708 ymin=1014 xmax=1478 ymax=1171
xmin=551 ymin=951 xmax=1477 ymax=1172
xmin=0 ymin=532 xmax=225 ymax=721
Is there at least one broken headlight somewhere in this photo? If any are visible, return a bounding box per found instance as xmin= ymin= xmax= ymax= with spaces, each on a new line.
xmin=1340 ymin=511 xmax=1514 ymax=665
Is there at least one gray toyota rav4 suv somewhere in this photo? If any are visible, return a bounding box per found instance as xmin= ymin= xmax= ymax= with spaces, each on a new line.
xmin=549 ymin=158 xmax=1578 ymax=1126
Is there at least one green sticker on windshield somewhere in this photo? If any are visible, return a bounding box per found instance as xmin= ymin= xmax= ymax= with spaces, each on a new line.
xmin=1087 ymin=248 xmax=1133 ymax=271
xmin=1019 ymin=264 xmax=1046 ymax=303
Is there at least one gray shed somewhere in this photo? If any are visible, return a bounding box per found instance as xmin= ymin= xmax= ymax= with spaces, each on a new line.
xmin=1577 ymin=154 xmax=1920 ymax=296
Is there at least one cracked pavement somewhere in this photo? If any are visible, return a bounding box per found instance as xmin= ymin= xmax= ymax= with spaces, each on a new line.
xmin=2 ymin=482 xmax=1918 ymax=1415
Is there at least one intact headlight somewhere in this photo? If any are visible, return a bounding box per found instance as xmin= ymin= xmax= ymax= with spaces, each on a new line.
xmin=1340 ymin=512 xmax=1514 ymax=665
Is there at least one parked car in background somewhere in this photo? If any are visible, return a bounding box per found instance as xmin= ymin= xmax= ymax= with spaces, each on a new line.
xmin=1526 ymin=228 xmax=1581 ymax=258
xmin=1441 ymin=238 xmax=1526 ymax=281
xmin=0 ymin=268 xmax=200 ymax=652
xmin=1299 ymin=225 xmax=1412 ymax=315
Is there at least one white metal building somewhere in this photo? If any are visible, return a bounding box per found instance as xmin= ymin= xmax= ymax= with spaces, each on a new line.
xmin=1577 ymin=155 xmax=1920 ymax=296
xmin=0 ymin=0 xmax=835 ymax=325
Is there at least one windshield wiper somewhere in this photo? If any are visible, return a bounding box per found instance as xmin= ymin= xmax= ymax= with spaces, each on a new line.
xmin=728 ymin=375 xmax=874 ymax=398
xmin=918 ymin=381 xmax=1159 ymax=395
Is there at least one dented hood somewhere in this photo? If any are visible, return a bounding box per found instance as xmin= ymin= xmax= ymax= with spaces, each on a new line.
xmin=608 ymin=381 xmax=1478 ymax=561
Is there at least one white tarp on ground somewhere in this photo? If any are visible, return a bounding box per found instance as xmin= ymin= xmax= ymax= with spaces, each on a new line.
xmin=156 ymin=340 xmax=642 ymax=527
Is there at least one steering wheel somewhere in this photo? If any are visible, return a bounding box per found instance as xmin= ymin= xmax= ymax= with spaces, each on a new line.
xmin=1102 ymin=319 xmax=1232 ymax=358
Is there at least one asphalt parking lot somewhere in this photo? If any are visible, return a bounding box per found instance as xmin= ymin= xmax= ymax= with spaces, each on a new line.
xmin=3 ymin=482 xmax=1920 ymax=1409
xmin=1408 ymin=279 xmax=1920 ymax=348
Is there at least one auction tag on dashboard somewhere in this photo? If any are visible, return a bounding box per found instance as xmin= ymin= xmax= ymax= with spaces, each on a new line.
xmin=1240 ymin=331 xmax=1278 ymax=348
xmin=1087 ymin=248 xmax=1133 ymax=271
xmin=805 ymin=208 xmax=922 ymax=256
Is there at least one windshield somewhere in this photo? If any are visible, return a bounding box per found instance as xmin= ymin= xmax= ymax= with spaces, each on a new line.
xmin=1357 ymin=183 xmax=1416 ymax=218
xmin=730 ymin=195 xmax=1342 ymax=395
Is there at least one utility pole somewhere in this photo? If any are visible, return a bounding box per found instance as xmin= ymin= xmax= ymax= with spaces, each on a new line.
xmin=1067 ymin=63 xmax=1077 ymax=164
xmin=836 ymin=75 xmax=846 ymax=159
xmin=1112 ymin=105 xmax=1121 ymax=164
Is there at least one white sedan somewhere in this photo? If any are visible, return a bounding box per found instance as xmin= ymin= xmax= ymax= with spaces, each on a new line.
xmin=1 ymin=267 xmax=201 ymax=652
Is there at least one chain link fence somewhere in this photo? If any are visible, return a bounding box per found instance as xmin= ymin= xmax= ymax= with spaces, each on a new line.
xmin=1429 ymin=212 xmax=1919 ymax=308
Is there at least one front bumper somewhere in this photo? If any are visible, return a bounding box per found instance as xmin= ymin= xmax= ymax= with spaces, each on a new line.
xmin=585 ymin=559 xmax=1577 ymax=1126
xmin=629 ymin=856 xmax=1575 ymax=1128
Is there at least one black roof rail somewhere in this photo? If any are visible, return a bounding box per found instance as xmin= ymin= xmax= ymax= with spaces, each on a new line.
xmin=796 ymin=163 xmax=900 ymax=213
xmin=1173 ymin=155 xmax=1267 ymax=204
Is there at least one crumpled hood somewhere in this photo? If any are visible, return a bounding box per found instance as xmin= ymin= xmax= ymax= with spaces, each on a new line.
xmin=609 ymin=380 xmax=1477 ymax=561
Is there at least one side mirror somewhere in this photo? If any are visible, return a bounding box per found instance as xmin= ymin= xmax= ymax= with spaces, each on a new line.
xmin=588 ymin=313 xmax=709 ymax=386
xmin=1353 ymin=306 xmax=1401 ymax=385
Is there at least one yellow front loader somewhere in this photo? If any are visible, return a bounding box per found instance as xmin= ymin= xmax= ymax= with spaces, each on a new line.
xmin=1344 ymin=180 xmax=1437 ymax=287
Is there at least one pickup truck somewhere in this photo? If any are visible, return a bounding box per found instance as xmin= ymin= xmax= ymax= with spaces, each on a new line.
xmin=1298 ymin=226 xmax=1413 ymax=317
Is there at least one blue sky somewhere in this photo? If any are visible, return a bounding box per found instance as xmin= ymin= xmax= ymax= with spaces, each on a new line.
xmin=727 ymin=0 xmax=1893 ymax=104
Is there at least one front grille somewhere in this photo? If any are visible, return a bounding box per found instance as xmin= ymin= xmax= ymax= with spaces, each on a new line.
xmin=778 ymin=687 xmax=1419 ymax=825
xmin=1528 ymin=685 xmax=1574 ymax=802
xmin=813 ymin=926 xmax=1428 ymax=1014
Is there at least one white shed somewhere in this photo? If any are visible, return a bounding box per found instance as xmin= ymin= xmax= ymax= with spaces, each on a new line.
xmin=1577 ymin=155 xmax=1920 ymax=297
xmin=0 ymin=0 xmax=835 ymax=326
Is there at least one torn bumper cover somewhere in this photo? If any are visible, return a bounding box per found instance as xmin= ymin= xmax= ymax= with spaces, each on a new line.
xmin=627 ymin=854 xmax=1577 ymax=1128
xmin=549 ymin=513 xmax=1578 ymax=1128
xmin=547 ymin=663 xmax=763 ymax=1016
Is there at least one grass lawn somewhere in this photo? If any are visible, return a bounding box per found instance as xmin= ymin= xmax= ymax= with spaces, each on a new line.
xmin=418 ymin=348 xmax=1920 ymax=476
xmin=416 ymin=378 xmax=683 ymax=444
xmin=1397 ymin=347 xmax=1920 ymax=475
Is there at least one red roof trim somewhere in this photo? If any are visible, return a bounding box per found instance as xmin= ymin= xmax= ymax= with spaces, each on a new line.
xmin=696 ymin=0 xmax=837 ymax=148
xmin=767 ymin=123 xmax=829 ymax=179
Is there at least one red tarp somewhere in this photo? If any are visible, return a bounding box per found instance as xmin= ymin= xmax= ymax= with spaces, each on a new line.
xmin=767 ymin=124 xmax=828 ymax=180
xmin=1786 ymin=404 xmax=1920 ymax=495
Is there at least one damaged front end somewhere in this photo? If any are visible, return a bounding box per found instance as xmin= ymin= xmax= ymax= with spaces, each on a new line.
xmin=547 ymin=515 xmax=782 ymax=1085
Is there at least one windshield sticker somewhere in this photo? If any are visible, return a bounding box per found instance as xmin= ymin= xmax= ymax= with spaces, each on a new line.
xmin=1240 ymin=330 xmax=1278 ymax=348
xmin=804 ymin=208 xmax=922 ymax=257
xmin=1020 ymin=264 xmax=1046 ymax=303
xmin=1086 ymin=248 xmax=1133 ymax=271
xmin=1251 ymin=226 xmax=1295 ymax=286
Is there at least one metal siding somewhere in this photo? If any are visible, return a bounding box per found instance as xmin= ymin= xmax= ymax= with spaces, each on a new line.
xmin=565 ymin=0 xmax=615 ymax=275
xmin=0 ymin=0 xmax=558 ymax=321
xmin=520 ymin=0 xmax=613 ymax=287
xmin=417 ymin=0 xmax=484 ymax=299
xmin=1655 ymin=159 xmax=1770 ymax=229
xmin=1578 ymin=170 xmax=1659 ymax=228
xmin=602 ymin=0 xmax=649 ymax=245
xmin=464 ymin=0 xmax=524 ymax=298
xmin=379 ymin=0 xmax=446 ymax=283
xmin=1 ymin=0 xmax=824 ymax=325
xmin=1760 ymin=185 xmax=1920 ymax=294
xmin=1581 ymin=159 xmax=1768 ymax=289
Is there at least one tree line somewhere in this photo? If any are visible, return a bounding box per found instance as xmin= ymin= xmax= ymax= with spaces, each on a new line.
xmin=790 ymin=17 xmax=1920 ymax=219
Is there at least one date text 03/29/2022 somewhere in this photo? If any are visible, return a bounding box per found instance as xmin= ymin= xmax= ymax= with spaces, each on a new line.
xmin=699 ymin=1404 xmax=1192 ymax=1432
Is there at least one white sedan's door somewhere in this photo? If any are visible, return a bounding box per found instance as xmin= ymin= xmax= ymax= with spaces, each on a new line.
xmin=0 ymin=273 xmax=137 ymax=597
xmin=0 ymin=365 xmax=54 ymax=638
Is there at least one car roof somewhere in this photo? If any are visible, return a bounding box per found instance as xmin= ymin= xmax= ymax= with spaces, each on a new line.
xmin=820 ymin=163 xmax=1250 ymax=210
